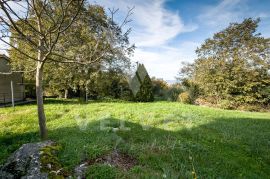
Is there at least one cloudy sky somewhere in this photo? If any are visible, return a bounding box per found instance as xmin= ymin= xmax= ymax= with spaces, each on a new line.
xmin=91 ymin=0 xmax=270 ymax=81
xmin=1 ymin=0 xmax=270 ymax=81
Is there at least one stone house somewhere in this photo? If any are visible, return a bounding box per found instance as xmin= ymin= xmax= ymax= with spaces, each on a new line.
xmin=0 ymin=54 xmax=25 ymax=103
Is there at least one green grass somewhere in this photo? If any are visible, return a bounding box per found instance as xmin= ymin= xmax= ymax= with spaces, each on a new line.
xmin=0 ymin=99 xmax=270 ymax=178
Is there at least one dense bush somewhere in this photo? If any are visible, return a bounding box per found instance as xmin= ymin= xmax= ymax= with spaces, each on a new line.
xmin=178 ymin=92 xmax=192 ymax=104
xmin=152 ymin=77 xmax=168 ymax=100
xmin=176 ymin=79 xmax=200 ymax=104
xmin=237 ymin=104 xmax=268 ymax=112
xmin=166 ymin=84 xmax=183 ymax=101
xmin=218 ymin=100 xmax=237 ymax=110
xmin=182 ymin=79 xmax=200 ymax=103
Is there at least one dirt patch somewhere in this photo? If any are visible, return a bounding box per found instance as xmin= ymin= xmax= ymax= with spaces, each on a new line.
xmin=94 ymin=150 xmax=137 ymax=171
xmin=87 ymin=150 xmax=137 ymax=170
xmin=74 ymin=150 xmax=137 ymax=178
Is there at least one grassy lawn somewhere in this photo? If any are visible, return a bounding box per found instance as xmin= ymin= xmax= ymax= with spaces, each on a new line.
xmin=0 ymin=99 xmax=270 ymax=178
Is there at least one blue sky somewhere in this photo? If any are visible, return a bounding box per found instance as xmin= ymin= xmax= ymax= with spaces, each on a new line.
xmin=93 ymin=0 xmax=270 ymax=81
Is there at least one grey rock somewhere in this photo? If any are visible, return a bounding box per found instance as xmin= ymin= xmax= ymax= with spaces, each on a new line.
xmin=74 ymin=162 xmax=89 ymax=179
xmin=0 ymin=141 xmax=54 ymax=179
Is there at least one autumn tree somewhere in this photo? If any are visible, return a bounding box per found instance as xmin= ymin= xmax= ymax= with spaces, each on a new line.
xmin=179 ymin=18 xmax=270 ymax=106
xmin=15 ymin=5 xmax=134 ymax=101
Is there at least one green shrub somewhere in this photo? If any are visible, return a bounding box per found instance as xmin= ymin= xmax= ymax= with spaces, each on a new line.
xmin=178 ymin=92 xmax=192 ymax=104
xmin=166 ymin=84 xmax=183 ymax=101
xmin=188 ymin=84 xmax=200 ymax=102
xmin=181 ymin=79 xmax=200 ymax=103
xmin=218 ymin=100 xmax=236 ymax=110
xmin=237 ymin=104 xmax=266 ymax=112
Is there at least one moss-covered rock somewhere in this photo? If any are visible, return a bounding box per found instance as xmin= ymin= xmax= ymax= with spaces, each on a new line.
xmin=0 ymin=140 xmax=54 ymax=178
xmin=40 ymin=144 xmax=71 ymax=178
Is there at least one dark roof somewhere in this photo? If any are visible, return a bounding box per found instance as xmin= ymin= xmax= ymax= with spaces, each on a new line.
xmin=0 ymin=54 xmax=9 ymax=61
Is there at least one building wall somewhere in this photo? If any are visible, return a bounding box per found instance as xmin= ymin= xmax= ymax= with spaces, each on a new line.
xmin=0 ymin=57 xmax=10 ymax=72
xmin=0 ymin=57 xmax=25 ymax=103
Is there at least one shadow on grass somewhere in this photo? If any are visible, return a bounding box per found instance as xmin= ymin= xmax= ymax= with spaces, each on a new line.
xmin=0 ymin=117 xmax=269 ymax=178
xmin=43 ymin=98 xmax=131 ymax=106
xmin=44 ymin=98 xmax=82 ymax=105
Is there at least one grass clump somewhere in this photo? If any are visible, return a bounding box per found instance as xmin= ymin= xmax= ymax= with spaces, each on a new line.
xmin=85 ymin=164 xmax=118 ymax=179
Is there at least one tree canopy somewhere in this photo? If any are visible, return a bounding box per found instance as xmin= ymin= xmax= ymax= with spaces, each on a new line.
xmin=179 ymin=18 xmax=270 ymax=107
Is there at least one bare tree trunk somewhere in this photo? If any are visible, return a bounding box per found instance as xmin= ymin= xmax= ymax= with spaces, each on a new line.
xmin=85 ymin=86 xmax=88 ymax=102
xmin=64 ymin=89 xmax=68 ymax=99
xmin=36 ymin=59 xmax=47 ymax=140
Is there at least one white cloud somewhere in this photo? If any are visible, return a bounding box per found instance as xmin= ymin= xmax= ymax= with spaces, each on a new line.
xmin=92 ymin=0 xmax=197 ymax=47
xmin=198 ymin=0 xmax=248 ymax=28
xmin=90 ymin=0 xmax=198 ymax=80
xmin=128 ymin=0 xmax=197 ymax=47
xmin=133 ymin=41 xmax=199 ymax=80
xmin=198 ymin=0 xmax=270 ymax=29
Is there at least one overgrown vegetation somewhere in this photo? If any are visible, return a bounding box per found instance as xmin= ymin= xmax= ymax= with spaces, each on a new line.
xmin=0 ymin=99 xmax=270 ymax=178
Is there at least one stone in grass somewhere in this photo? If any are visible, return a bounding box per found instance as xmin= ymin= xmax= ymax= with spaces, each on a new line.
xmin=0 ymin=140 xmax=55 ymax=179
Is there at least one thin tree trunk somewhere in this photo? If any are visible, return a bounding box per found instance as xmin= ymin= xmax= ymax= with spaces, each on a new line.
xmin=36 ymin=60 xmax=47 ymax=140
xmin=64 ymin=89 xmax=68 ymax=99
xmin=85 ymin=86 xmax=88 ymax=102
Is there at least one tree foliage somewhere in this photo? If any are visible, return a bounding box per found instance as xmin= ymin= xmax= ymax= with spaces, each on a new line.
xmin=151 ymin=77 xmax=168 ymax=100
xmin=179 ymin=18 xmax=270 ymax=106
xmin=9 ymin=4 xmax=134 ymax=99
